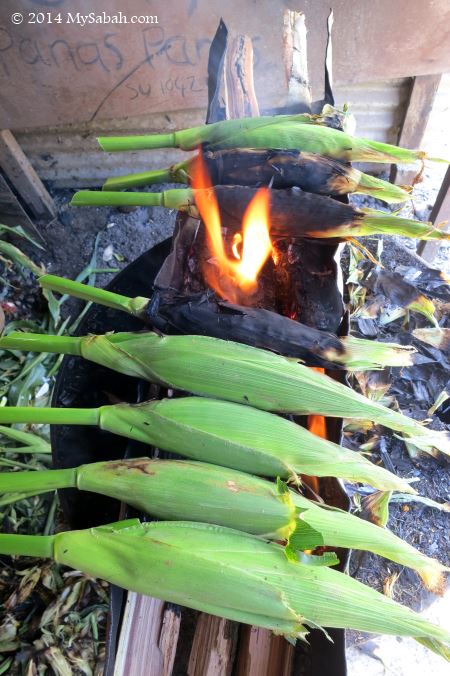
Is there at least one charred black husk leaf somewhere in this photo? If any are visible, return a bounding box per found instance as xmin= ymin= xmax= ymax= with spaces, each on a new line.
xmin=148 ymin=291 xmax=417 ymax=371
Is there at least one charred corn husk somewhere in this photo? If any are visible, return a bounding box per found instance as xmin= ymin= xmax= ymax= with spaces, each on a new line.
xmin=96 ymin=114 xmax=447 ymax=164
xmin=37 ymin=274 xmax=417 ymax=370
xmin=102 ymin=150 xmax=411 ymax=204
xmin=0 ymin=458 xmax=446 ymax=591
xmin=1 ymin=331 xmax=449 ymax=458
xmin=413 ymin=328 xmax=450 ymax=350
xmin=0 ymin=520 xmax=449 ymax=658
xmin=70 ymin=187 xmax=450 ymax=242
xmin=0 ymin=400 xmax=411 ymax=491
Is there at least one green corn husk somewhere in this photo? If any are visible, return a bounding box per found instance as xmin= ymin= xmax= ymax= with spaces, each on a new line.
xmin=102 ymin=151 xmax=411 ymax=205
xmin=37 ymin=274 xmax=417 ymax=370
xmin=96 ymin=114 xmax=447 ymax=164
xmin=70 ymin=188 xmax=450 ymax=242
xmin=1 ymin=331 xmax=449 ymax=458
xmin=0 ymin=399 xmax=411 ymax=491
xmin=0 ymin=519 xmax=449 ymax=658
xmin=0 ymin=458 xmax=447 ymax=591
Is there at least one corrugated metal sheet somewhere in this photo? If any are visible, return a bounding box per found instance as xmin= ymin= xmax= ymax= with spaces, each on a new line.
xmin=334 ymin=78 xmax=411 ymax=142
xmin=14 ymin=78 xmax=412 ymax=187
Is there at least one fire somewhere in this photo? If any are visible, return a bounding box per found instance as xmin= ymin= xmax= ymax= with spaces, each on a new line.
xmin=191 ymin=151 xmax=272 ymax=303
xmin=307 ymin=364 xmax=328 ymax=438
xmin=303 ymin=368 xmax=328 ymax=496
xmin=307 ymin=413 xmax=327 ymax=439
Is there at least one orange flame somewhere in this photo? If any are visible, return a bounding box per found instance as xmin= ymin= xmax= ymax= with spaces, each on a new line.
xmin=307 ymin=414 xmax=327 ymax=439
xmin=191 ymin=151 xmax=272 ymax=303
xmin=307 ymin=369 xmax=327 ymax=440
xmin=302 ymin=368 xmax=327 ymax=496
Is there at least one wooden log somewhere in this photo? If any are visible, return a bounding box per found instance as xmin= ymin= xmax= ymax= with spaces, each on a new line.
xmin=0 ymin=130 xmax=55 ymax=220
xmin=276 ymin=239 xmax=343 ymax=332
xmin=390 ymin=74 xmax=442 ymax=186
xmin=187 ymin=615 xmax=238 ymax=676
xmin=417 ymin=165 xmax=450 ymax=263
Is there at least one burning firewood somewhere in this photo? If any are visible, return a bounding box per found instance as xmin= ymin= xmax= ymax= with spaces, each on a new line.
xmin=0 ymin=458 xmax=447 ymax=592
xmin=0 ymin=398 xmax=414 ymax=491
xmin=102 ymin=149 xmax=411 ymax=204
xmin=2 ymin=330 xmax=449 ymax=458
xmin=96 ymin=113 xmax=447 ymax=164
xmin=70 ymin=186 xmax=450 ymax=242
xmin=37 ymin=274 xmax=418 ymax=370
xmin=0 ymin=520 xmax=449 ymax=658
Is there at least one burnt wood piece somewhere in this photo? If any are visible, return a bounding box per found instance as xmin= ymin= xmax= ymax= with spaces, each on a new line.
xmin=365 ymin=268 xmax=431 ymax=308
xmin=203 ymin=148 xmax=359 ymax=195
xmin=273 ymin=239 xmax=343 ymax=332
xmin=206 ymin=19 xmax=228 ymax=123
xmin=224 ymin=35 xmax=260 ymax=118
xmin=147 ymin=291 xmax=346 ymax=369
xmin=211 ymin=185 xmax=356 ymax=238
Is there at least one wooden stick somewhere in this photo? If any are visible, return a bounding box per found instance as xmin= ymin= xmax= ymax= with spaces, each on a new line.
xmin=0 ymin=173 xmax=36 ymax=233
xmin=0 ymin=129 xmax=55 ymax=220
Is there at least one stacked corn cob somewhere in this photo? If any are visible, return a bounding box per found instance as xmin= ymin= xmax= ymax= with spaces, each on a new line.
xmin=70 ymin=113 xmax=449 ymax=242
xmin=1 ymin=111 xmax=450 ymax=659
xmin=1 ymin=330 xmax=450 ymax=656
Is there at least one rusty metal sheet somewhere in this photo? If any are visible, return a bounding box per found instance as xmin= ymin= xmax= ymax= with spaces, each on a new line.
xmin=0 ymin=0 xmax=449 ymax=131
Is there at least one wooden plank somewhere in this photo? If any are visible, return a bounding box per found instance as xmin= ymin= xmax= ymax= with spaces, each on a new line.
xmin=0 ymin=130 xmax=55 ymax=220
xmin=417 ymin=165 xmax=450 ymax=263
xmin=223 ymin=35 xmax=260 ymax=119
xmin=235 ymin=627 xmax=295 ymax=676
xmin=113 ymin=594 xmax=180 ymax=676
xmin=0 ymin=173 xmax=36 ymax=232
xmin=390 ymin=74 xmax=442 ymax=185
xmin=187 ymin=615 xmax=238 ymax=676
xmin=283 ymin=10 xmax=311 ymax=110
